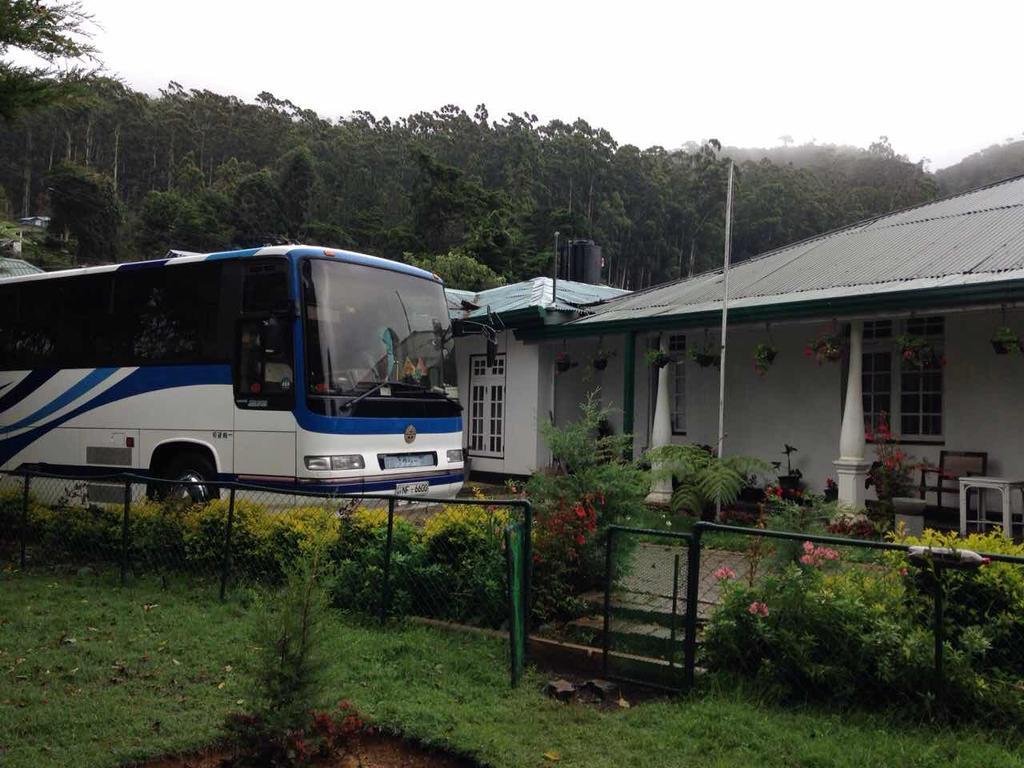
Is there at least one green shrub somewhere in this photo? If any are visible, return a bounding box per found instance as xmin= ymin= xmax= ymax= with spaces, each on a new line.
xmin=703 ymin=536 xmax=1024 ymax=727
xmin=525 ymin=393 xmax=649 ymax=622
xmin=5 ymin=488 xmax=514 ymax=628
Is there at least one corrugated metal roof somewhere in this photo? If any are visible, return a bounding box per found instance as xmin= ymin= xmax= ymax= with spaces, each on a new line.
xmin=0 ymin=258 xmax=44 ymax=278
xmin=576 ymin=174 xmax=1024 ymax=326
xmin=447 ymin=277 xmax=628 ymax=321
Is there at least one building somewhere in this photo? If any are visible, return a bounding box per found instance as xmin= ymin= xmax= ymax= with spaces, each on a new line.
xmin=516 ymin=175 xmax=1024 ymax=510
xmin=0 ymin=257 xmax=43 ymax=278
xmin=448 ymin=276 xmax=628 ymax=477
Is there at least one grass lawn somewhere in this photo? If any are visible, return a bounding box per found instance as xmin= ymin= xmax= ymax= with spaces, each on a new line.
xmin=2 ymin=570 xmax=1023 ymax=768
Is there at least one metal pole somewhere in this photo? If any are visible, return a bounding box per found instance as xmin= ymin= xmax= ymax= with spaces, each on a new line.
xmin=683 ymin=525 xmax=704 ymax=689
xmin=120 ymin=479 xmax=131 ymax=586
xmin=934 ymin=565 xmax=945 ymax=702
xmin=552 ymin=231 xmax=559 ymax=307
xmin=522 ymin=500 xmax=533 ymax=646
xmin=601 ymin=527 xmax=616 ymax=677
xmin=668 ymin=552 xmax=681 ymax=673
xmin=19 ymin=474 xmax=30 ymax=569
xmin=715 ymin=161 xmax=735 ymax=520
xmin=380 ymin=498 xmax=396 ymax=624
xmin=220 ymin=488 xmax=236 ymax=602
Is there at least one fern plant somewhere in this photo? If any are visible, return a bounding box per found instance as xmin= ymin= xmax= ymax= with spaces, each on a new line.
xmin=647 ymin=444 xmax=770 ymax=517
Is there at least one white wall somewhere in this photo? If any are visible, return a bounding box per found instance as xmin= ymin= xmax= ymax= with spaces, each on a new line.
xmin=454 ymin=329 xmax=541 ymax=477
xmin=586 ymin=307 xmax=1024 ymax=492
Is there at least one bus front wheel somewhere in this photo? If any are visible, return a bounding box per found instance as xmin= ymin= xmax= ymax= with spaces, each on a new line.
xmin=152 ymin=451 xmax=220 ymax=503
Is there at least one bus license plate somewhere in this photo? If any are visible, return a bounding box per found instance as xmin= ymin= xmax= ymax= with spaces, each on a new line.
xmin=395 ymin=481 xmax=430 ymax=496
xmin=383 ymin=453 xmax=434 ymax=469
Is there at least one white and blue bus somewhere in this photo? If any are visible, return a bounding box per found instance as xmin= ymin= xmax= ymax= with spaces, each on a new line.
xmin=0 ymin=246 xmax=464 ymax=499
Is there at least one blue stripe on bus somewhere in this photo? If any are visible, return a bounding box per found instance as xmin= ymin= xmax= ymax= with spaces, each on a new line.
xmin=0 ymin=369 xmax=58 ymax=415
xmin=0 ymin=365 xmax=232 ymax=465
xmin=204 ymin=248 xmax=263 ymax=261
xmin=116 ymin=259 xmax=168 ymax=270
xmin=0 ymin=367 xmax=119 ymax=435
xmin=294 ymin=411 xmax=461 ymax=435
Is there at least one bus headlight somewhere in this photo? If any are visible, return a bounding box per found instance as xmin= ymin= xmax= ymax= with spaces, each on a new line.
xmin=446 ymin=449 xmax=464 ymax=463
xmin=304 ymin=455 xmax=365 ymax=471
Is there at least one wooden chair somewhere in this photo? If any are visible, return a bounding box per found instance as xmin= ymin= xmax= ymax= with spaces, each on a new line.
xmin=919 ymin=451 xmax=988 ymax=524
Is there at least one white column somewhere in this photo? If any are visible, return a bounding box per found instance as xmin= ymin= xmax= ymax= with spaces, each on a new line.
xmin=834 ymin=319 xmax=871 ymax=508
xmin=646 ymin=334 xmax=674 ymax=505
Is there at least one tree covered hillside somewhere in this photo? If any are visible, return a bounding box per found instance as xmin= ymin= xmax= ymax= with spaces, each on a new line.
xmin=0 ymin=79 xmax=939 ymax=288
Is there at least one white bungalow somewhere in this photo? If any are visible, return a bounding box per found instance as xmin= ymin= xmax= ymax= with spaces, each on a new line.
xmin=513 ymin=176 xmax=1024 ymax=530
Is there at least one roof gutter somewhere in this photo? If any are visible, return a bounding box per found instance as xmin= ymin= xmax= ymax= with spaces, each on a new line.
xmin=515 ymin=279 xmax=1024 ymax=340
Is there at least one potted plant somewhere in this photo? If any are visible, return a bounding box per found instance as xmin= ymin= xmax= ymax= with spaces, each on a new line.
xmin=591 ymin=348 xmax=613 ymax=371
xmin=804 ymin=330 xmax=844 ymax=365
xmin=776 ymin=444 xmax=803 ymax=495
xmin=896 ymin=333 xmax=945 ymax=369
xmin=991 ymin=326 xmax=1020 ymax=355
xmin=823 ymin=476 xmax=838 ymax=502
xmin=865 ymin=416 xmax=925 ymax=535
xmin=646 ymin=348 xmax=672 ymax=369
xmin=753 ymin=343 xmax=778 ymax=377
xmin=689 ymin=344 xmax=720 ymax=368
xmin=555 ymin=351 xmax=575 ymax=373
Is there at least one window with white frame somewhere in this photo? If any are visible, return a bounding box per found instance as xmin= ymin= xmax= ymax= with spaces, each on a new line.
xmin=862 ymin=317 xmax=944 ymax=439
xmin=468 ymin=354 xmax=506 ymax=457
xmin=669 ymin=334 xmax=686 ymax=434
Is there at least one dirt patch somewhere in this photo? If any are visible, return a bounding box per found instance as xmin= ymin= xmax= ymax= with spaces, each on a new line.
xmin=141 ymin=733 xmax=479 ymax=768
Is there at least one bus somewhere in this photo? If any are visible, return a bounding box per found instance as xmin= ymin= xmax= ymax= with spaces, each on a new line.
xmin=0 ymin=246 xmax=464 ymax=500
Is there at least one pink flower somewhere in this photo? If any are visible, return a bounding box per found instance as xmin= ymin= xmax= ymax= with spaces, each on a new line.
xmin=800 ymin=542 xmax=841 ymax=567
xmin=898 ymin=567 xmax=909 ymax=577
xmin=748 ymin=601 xmax=769 ymax=618
xmin=713 ymin=566 xmax=737 ymax=581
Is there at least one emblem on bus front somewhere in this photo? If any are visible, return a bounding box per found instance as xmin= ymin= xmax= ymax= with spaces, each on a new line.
xmin=404 ymin=425 xmax=417 ymax=444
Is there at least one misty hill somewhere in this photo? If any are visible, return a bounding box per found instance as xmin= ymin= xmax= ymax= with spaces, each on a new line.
xmin=935 ymin=140 xmax=1024 ymax=195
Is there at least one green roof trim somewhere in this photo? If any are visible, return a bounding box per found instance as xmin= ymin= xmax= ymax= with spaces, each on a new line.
xmin=517 ymin=279 xmax=1024 ymax=339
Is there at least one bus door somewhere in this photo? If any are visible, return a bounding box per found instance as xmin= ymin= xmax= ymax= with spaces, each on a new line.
xmin=232 ymin=260 xmax=297 ymax=481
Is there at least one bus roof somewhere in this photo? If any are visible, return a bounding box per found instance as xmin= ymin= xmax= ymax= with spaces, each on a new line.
xmin=0 ymin=245 xmax=441 ymax=285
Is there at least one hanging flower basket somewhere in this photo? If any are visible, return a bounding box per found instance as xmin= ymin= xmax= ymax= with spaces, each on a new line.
xmin=646 ymin=349 xmax=672 ymax=369
xmin=895 ymin=334 xmax=946 ymax=369
xmin=991 ymin=326 xmax=1020 ymax=355
xmin=753 ymin=343 xmax=778 ymax=377
xmin=690 ymin=348 xmax=720 ymax=368
xmin=591 ymin=348 xmax=613 ymax=371
xmin=555 ymin=352 xmax=575 ymax=373
xmin=804 ymin=332 xmax=844 ymax=365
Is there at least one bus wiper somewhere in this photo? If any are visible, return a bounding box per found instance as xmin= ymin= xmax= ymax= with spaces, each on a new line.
xmin=340 ymin=379 xmax=460 ymax=411
xmin=339 ymin=379 xmax=405 ymax=411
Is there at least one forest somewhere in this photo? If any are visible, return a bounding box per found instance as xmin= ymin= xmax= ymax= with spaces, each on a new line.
xmin=0 ymin=77 xmax=1018 ymax=290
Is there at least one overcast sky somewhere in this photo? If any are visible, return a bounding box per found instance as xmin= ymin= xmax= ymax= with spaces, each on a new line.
xmin=78 ymin=0 xmax=1021 ymax=169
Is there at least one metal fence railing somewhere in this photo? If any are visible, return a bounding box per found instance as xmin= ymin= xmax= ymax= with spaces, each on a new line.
xmin=0 ymin=468 xmax=531 ymax=686
xmin=595 ymin=520 xmax=1024 ymax=726
xmin=600 ymin=526 xmax=692 ymax=688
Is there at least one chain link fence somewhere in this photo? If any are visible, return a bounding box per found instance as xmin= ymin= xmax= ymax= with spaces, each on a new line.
xmin=0 ymin=469 xmax=531 ymax=684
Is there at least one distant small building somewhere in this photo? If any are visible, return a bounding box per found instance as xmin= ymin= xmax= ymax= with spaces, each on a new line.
xmin=17 ymin=216 xmax=50 ymax=229
xmin=448 ymin=276 xmax=629 ymax=477
xmin=0 ymin=257 xmax=44 ymax=278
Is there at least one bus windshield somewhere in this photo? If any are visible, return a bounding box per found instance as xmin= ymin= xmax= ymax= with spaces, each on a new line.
xmin=302 ymin=259 xmax=456 ymax=397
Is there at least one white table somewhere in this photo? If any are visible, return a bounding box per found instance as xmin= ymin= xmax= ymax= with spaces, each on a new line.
xmin=959 ymin=476 xmax=1024 ymax=537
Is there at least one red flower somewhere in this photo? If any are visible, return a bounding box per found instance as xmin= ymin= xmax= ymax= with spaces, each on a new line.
xmin=575 ymin=533 xmax=586 ymax=546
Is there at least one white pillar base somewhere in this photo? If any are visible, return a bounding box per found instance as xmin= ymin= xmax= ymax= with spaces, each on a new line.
xmin=646 ymin=470 xmax=674 ymax=506
xmin=833 ymin=458 xmax=871 ymax=509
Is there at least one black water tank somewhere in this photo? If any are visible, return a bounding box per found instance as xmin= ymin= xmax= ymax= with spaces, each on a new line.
xmin=558 ymin=239 xmax=603 ymax=284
